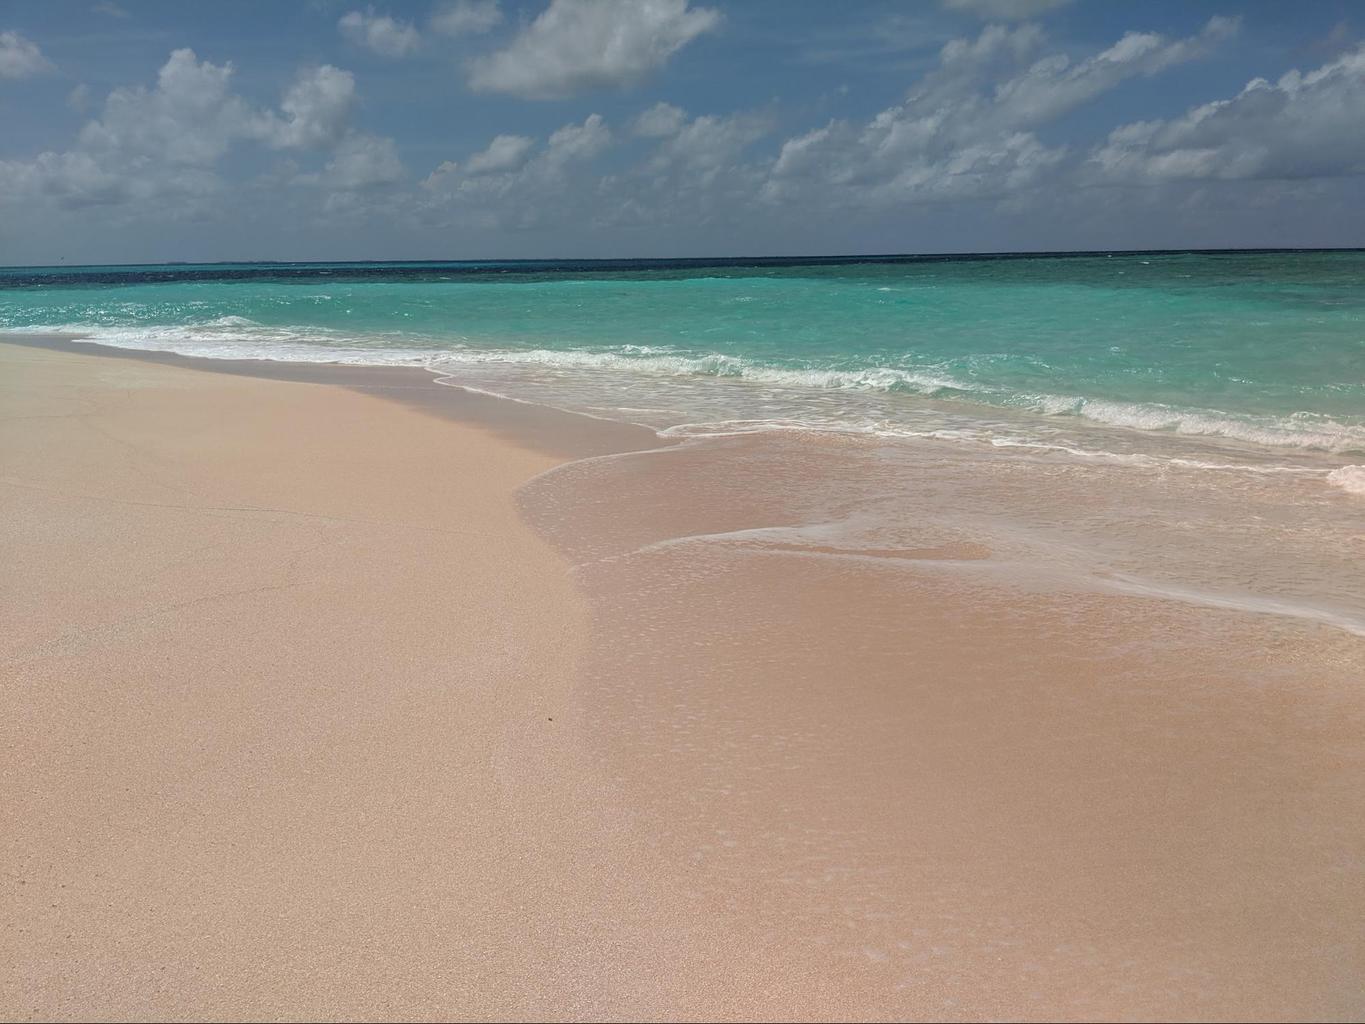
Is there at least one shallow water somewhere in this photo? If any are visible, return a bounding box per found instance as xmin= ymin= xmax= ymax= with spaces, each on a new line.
xmin=514 ymin=405 xmax=1365 ymax=1020
xmin=4 ymin=251 xmax=1362 ymax=631
xmin=3 ymin=251 xmax=1363 ymax=463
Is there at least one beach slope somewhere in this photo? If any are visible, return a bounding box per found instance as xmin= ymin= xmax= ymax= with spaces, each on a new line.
xmin=0 ymin=342 xmax=760 ymax=1020
xmin=3 ymin=340 xmax=1362 ymax=1022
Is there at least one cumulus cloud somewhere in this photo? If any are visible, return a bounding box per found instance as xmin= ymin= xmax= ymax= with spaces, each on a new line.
xmin=465 ymin=133 xmax=536 ymax=174
xmin=762 ymin=18 xmax=1234 ymax=208
xmin=425 ymin=114 xmax=612 ymax=189
xmin=263 ymin=65 xmax=357 ymax=149
xmin=0 ymin=50 xmax=381 ymax=211
xmin=924 ymin=16 xmax=1236 ymax=134
xmin=1090 ymin=44 xmax=1365 ymax=183
xmin=431 ymin=0 xmax=502 ymax=36
xmin=0 ymin=30 xmax=54 ymax=78
xmin=467 ymin=0 xmax=720 ymax=99
xmin=942 ymin=0 xmax=1073 ymax=20
xmin=0 ymin=151 xmax=135 ymax=208
xmin=425 ymin=18 xmax=1238 ymax=235
xmin=0 ymin=51 xmax=257 ymax=208
xmin=632 ymin=100 xmax=687 ymax=137
xmin=591 ymin=105 xmax=774 ymax=228
xmin=75 ymin=49 xmax=258 ymax=165
xmin=9 ymin=8 xmax=1354 ymax=255
xmin=62 ymin=52 xmax=355 ymax=167
xmin=545 ymin=112 xmax=612 ymax=161
xmin=339 ymin=8 xmax=422 ymax=57
xmin=423 ymin=101 xmax=769 ymax=234
xmin=423 ymin=114 xmax=612 ymax=228
xmin=642 ymin=108 xmax=771 ymax=181
xmin=311 ymin=133 xmax=406 ymax=189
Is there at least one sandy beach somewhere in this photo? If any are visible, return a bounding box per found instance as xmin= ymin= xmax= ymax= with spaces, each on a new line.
xmin=3 ymin=338 xmax=1363 ymax=1021
xmin=0 ymin=340 xmax=766 ymax=1020
xmin=7 ymin=1 xmax=1365 ymax=1017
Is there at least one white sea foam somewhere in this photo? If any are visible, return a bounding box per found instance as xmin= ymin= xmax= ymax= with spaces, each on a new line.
xmin=1327 ymin=465 xmax=1365 ymax=496
xmin=986 ymin=436 xmax=1324 ymax=476
xmin=7 ymin=320 xmax=1362 ymax=457
xmin=1025 ymin=394 xmax=1365 ymax=454
xmin=429 ymin=346 xmax=971 ymax=396
xmin=1097 ymin=574 xmax=1365 ymax=638
xmin=6 ymin=322 xmax=439 ymax=366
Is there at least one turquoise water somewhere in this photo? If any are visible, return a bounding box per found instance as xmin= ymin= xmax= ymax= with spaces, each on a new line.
xmin=3 ymin=251 xmax=1363 ymax=461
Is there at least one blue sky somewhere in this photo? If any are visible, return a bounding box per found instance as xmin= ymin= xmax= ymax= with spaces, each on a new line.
xmin=1 ymin=0 xmax=1362 ymax=263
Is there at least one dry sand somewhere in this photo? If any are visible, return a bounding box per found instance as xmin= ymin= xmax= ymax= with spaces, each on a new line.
xmin=3 ymin=339 xmax=1363 ymax=1021
xmin=0 ymin=341 xmax=783 ymax=1020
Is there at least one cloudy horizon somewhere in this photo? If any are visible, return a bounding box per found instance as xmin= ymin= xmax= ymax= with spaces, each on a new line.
xmin=2 ymin=0 xmax=1363 ymax=264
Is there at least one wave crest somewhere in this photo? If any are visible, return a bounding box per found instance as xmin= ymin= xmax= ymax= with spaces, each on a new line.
xmin=1327 ymin=465 xmax=1365 ymax=496
xmin=1027 ymin=396 xmax=1365 ymax=454
xmin=6 ymin=319 xmax=1362 ymax=457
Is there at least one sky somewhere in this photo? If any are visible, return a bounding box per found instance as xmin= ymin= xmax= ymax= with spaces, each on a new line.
xmin=0 ymin=0 xmax=1362 ymax=264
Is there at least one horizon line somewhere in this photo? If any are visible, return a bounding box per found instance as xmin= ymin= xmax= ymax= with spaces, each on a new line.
xmin=4 ymin=246 xmax=1365 ymax=272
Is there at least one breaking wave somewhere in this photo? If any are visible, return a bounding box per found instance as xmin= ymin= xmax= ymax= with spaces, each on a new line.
xmin=1327 ymin=465 xmax=1365 ymax=496
xmin=6 ymin=318 xmax=1364 ymax=459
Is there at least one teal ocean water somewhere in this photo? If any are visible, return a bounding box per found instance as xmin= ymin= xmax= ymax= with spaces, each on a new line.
xmin=4 ymin=250 xmax=1363 ymax=633
xmin=2 ymin=251 xmax=1363 ymax=486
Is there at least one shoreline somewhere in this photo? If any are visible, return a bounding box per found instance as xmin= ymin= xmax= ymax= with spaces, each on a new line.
xmin=0 ymin=331 xmax=661 ymax=461
xmin=8 ymin=329 xmax=1362 ymax=473
xmin=3 ymin=337 xmax=1364 ymax=1019
xmin=18 ymin=330 xmax=1365 ymax=641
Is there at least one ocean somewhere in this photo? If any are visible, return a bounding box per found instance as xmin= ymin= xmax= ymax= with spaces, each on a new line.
xmin=4 ymin=250 xmax=1363 ymax=633
xmin=3 ymin=251 xmax=1363 ymax=467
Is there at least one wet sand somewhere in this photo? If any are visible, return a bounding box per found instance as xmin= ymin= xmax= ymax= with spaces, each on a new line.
xmin=2 ymin=338 xmax=1363 ymax=1020
xmin=524 ymin=427 xmax=1365 ymax=1021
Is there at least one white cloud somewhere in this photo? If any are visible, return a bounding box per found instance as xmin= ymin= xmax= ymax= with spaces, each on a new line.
xmin=915 ymin=17 xmax=1236 ymax=135
xmin=1090 ymin=44 xmax=1365 ymax=183
xmin=426 ymin=18 xmax=1237 ymax=237
xmin=465 ymin=133 xmax=536 ymax=174
xmin=339 ymin=8 xmax=422 ymax=58
xmin=762 ymin=18 xmax=1234 ymax=208
xmin=75 ymin=48 xmax=258 ymax=165
xmin=467 ymin=0 xmax=720 ymax=99
xmin=264 ymin=64 xmax=357 ymax=149
xmin=987 ymin=16 xmax=1238 ymax=127
xmin=312 ymin=133 xmax=406 ymax=189
xmin=0 ymin=151 xmax=133 ymax=208
xmin=92 ymin=1 xmax=130 ymax=17
xmin=545 ymin=112 xmax=612 ymax=161
xmin=0 ymin=30 xmax=54 ymax=79
xmin=11 ymin=8 xmax=1352 ymax=255
xmin=632 ymin=100 xmax=687 ymax=137
xmin=425 ymin=114 xmax=612 ymax=189
xmin=594 ymin=106 xmax=773 ymax=227
xmin=643 ymin=108 xmax=771 ymax=181
xmin=0 ymin=50 xmax=376 ymax=211
xmin=1 ymin=50 xmax=264 ymax=209
xmin=423 ymin=114 xmax=612 ymax=228
xmin=942 ymin=0 xmax=1073 ymax=20
xmin=430 ymin=0 xmax=502 ymax=36
xmin=422 ymin=102 xmax=769 ymax=234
